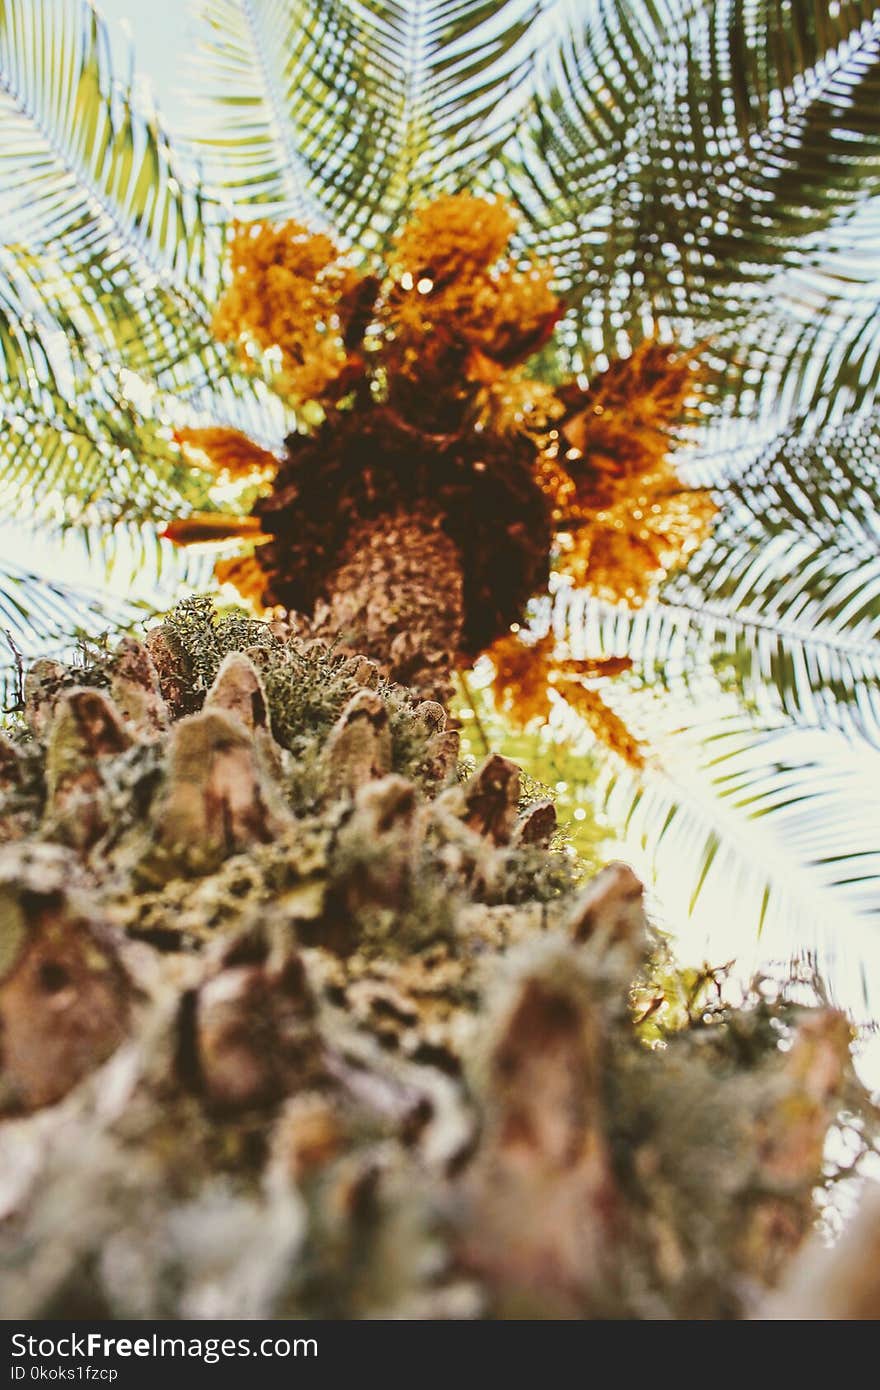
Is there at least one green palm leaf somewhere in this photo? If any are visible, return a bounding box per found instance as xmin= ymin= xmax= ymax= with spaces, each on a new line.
xmin=556 ymin=397 xmax=880 ymax=746
xmin=559 ymin=538 xmax=880 ymax=749
xmin=0 ymin=275 xmax=214 ymax=524
xmin=0 ymin=1 xmax=290 ymax=546
xmin=188 ymin=0 xmax=543 ymax=245
xmin=0 ymin=556 xmax=152 ymax=710
xmin=0 ymin=0 xmax=229 ymax=389
xmin=700 ymin=409 xmax=880 ymax=545
xmin=598 ymin=710 xmax=880 ymax=1012
xmin=513 ymin=0 xmax=880 ymax=420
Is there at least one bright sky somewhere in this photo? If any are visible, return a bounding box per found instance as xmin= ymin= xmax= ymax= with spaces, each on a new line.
xmin=97 ymin=0 xmax=192 ymax=126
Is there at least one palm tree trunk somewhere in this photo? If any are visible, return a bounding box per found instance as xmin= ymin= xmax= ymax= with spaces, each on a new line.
xmin=312 ymin=507 xmax=465 ymax=703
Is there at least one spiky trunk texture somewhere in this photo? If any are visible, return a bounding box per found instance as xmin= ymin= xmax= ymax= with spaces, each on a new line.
xmin=311 ymin=508 xmax=465 ymax=704
xmin=0 ymin=600 xmax=873 ymax=1320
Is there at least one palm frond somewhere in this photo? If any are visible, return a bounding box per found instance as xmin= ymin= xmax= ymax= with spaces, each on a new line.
xmin=514 ymin=0 xmax=880 ymax=420
xmin=694 ymin=407 xmax=880 ymax=550
xmin=0 ymin=556 xmax=152 ymax=711
xmin=0 ymin=0 xmax=229 ymax=388
xmin=557 ymin=503 xmax=880 ymax=750
xmin=0 ymin=36 xmax=289 ymax=542
xmin=0 ymin=0 xmax=204 ymax=273
xmin=598 ymin=709 xmax=880 ymax=1014
xmin=0 ymin=275 xmax=218 ymax=527
xmin=188 ymin=0 xmax=543 ymax=247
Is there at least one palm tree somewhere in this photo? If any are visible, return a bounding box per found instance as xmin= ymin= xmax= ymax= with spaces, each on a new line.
xmin=3 ymin=0 xmax=877 ymax=1008
xmin=1 ymin=0 xmax=879 ymax=1320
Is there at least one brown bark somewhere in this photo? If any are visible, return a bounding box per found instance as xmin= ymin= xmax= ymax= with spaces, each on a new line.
xmin=0 ymin=844 xmax=130 ymax=1114
xmin=311 ymin=507 xmax=464 ymax=703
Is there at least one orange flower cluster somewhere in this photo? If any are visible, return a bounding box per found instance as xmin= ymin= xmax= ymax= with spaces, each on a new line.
xmin=563 ymin=341 xmax=697 ymax=493
xmin=161 ymin=512 xmax=268 ymax=546
xmin=208 ymin=198 xmax=560 ymax=424
xmin=212 ymin=221 xmax=360 ymax=401
xmin=214 ymin=551 xmax=271 ymax=608
xmin=487 ymin=632 xmax=644 ymax=768
xmin=480 ymin=372 xmax=563 ymax=437
xmin=385 ymin=194 xmax=560 ymax=399
xmin=554 ymin=466 xmax=717 ymax=605
xmin=174 ymin=427 xmax=279 ymax=481
xmin=544 ymin=343 xmax=717 ymax=603
xmin=393 ymin=194 xmax=517 ymax=282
